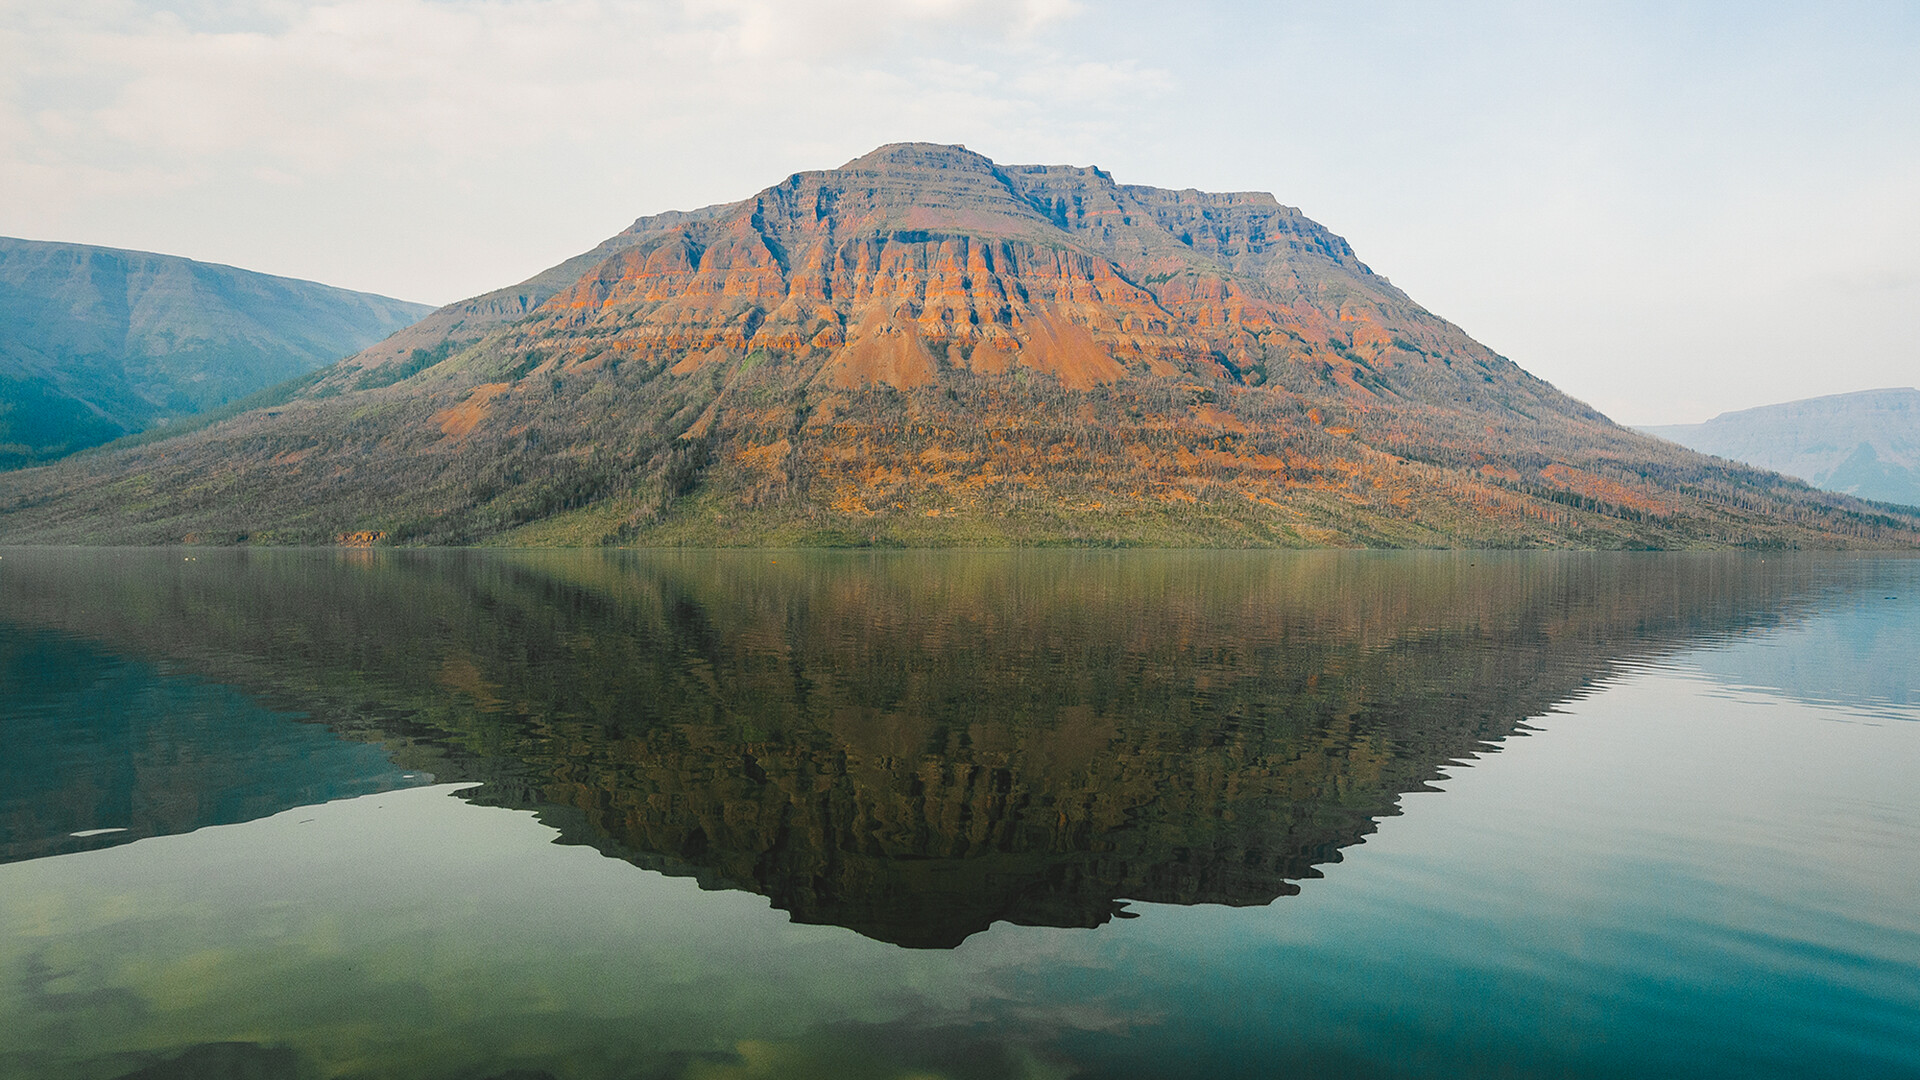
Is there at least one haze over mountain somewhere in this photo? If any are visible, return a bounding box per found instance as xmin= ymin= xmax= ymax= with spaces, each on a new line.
xmin=0 ymin=237 xmax=433 ymax=468
xmin=0 ymin=144 xmax=1915 ymax=548
xmin=1643 ymin=389 xmax=1920 ymax=509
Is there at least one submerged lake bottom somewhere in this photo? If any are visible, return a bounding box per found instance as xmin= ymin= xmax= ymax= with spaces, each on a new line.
xmin=0 ymin=549 xmax=1915 ymax=1080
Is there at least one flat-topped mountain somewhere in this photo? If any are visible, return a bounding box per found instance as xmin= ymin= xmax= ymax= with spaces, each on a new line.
xmin=1643 ymin=388 xmax=1920 ymax=509
xmin=1 ymin=144 xmax=1915 ymax=547
xmin=0 ymin=237 xmax=433 ymax=468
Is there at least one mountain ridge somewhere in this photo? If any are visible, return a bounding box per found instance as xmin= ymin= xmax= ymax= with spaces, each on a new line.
xmin=1642 ymin=388 xmax=1920 ymax=509
xmin=0 ymin=237 xmax=434 ymax=467
xmin=1 ymin=144 xmax=1915 ymax=548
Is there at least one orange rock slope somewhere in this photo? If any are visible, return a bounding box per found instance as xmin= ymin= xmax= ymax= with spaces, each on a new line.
xmin=5 ymin=143 xmax=1918 ymax=548
xmin=333 ymin=144 xmax=1489 ymax=400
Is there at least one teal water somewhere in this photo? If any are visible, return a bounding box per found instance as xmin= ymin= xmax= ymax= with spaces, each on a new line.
xmin=0 ymin=549 xmax=1914 ymax=1079
xmin=0 ymin=624 xmax=415 ymax=862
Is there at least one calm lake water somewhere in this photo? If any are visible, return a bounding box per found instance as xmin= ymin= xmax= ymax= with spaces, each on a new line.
xmin=0 ymin=549 xmax=1915 ymax=1080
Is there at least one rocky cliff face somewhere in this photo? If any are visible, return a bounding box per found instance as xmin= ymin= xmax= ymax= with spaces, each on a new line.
xmin=1 ymin=145 xmax=1915 ymax=547
xmin=326 ymin=144 xmax=1541 ymax=406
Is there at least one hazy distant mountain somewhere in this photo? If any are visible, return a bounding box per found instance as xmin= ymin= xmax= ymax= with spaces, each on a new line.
xmin=1 ymin=145 xmax=1916 ymax=548
xmin=1642 ymin=389 xmax=1920 ymax=509
xmin=0 ymin=238 xmax=433 ymax=467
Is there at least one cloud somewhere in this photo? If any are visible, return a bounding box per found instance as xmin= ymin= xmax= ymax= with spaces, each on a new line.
xmin=0 ymin=1 xmax=1143 ymax=185
xmin=0 ymin=0 xmax=1164 ymax=299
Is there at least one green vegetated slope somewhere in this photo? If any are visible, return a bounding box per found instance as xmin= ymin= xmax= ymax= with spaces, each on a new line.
xmin=0 ymin=237 xmax=434 ymax=467
xmin=1643 ymin=388 xmax=1920 ymax=509
xmin=1 ymin=145 xmax=1915 ymax=548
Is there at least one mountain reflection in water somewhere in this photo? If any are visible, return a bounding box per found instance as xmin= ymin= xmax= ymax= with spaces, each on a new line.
xmin=0 ymin=549 xmax=1825 ymax=947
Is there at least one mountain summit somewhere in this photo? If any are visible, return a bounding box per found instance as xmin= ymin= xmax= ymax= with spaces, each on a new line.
xmin=2 ymin=144 xmax=1915 ymax=547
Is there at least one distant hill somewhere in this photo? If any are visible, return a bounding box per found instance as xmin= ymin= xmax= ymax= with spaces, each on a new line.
xmin=1 ymin=145 xmax=1916 ymax=548
xmin=0 ymin=238 xmax=433 ymax=467
xmin=1642 ymin=389 xmax=1920 ymax=509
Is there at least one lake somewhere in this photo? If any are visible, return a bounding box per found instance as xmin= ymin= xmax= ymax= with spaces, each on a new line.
xmin=1 ymin=548 xmax=1915 ymax=1079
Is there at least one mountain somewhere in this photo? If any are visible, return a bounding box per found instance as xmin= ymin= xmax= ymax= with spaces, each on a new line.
xmin=0 ymin=144 xmax=1916 ymax=548
xmin=0 ymin=237 xmax=434 ymax=467
xmin=1642 ymin=388 xmax=1920 ymax=509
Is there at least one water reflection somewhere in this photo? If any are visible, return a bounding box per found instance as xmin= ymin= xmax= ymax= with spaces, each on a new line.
xmin=0 ymin=624 xmax=412 ymax=862
xmin=0 ymin=549 xmax=1833 ymax=946
xmin=1687 ymin=561 xmax=1918 ymax=719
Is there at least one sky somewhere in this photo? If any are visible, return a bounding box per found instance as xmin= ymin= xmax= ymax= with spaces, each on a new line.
xmin=2 ymin=1 xmax=1916 ymax=425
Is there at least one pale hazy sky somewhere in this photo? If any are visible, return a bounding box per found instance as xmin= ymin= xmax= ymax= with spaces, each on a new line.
xmin=3 ymin=1 xmax=1916 ymax=424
